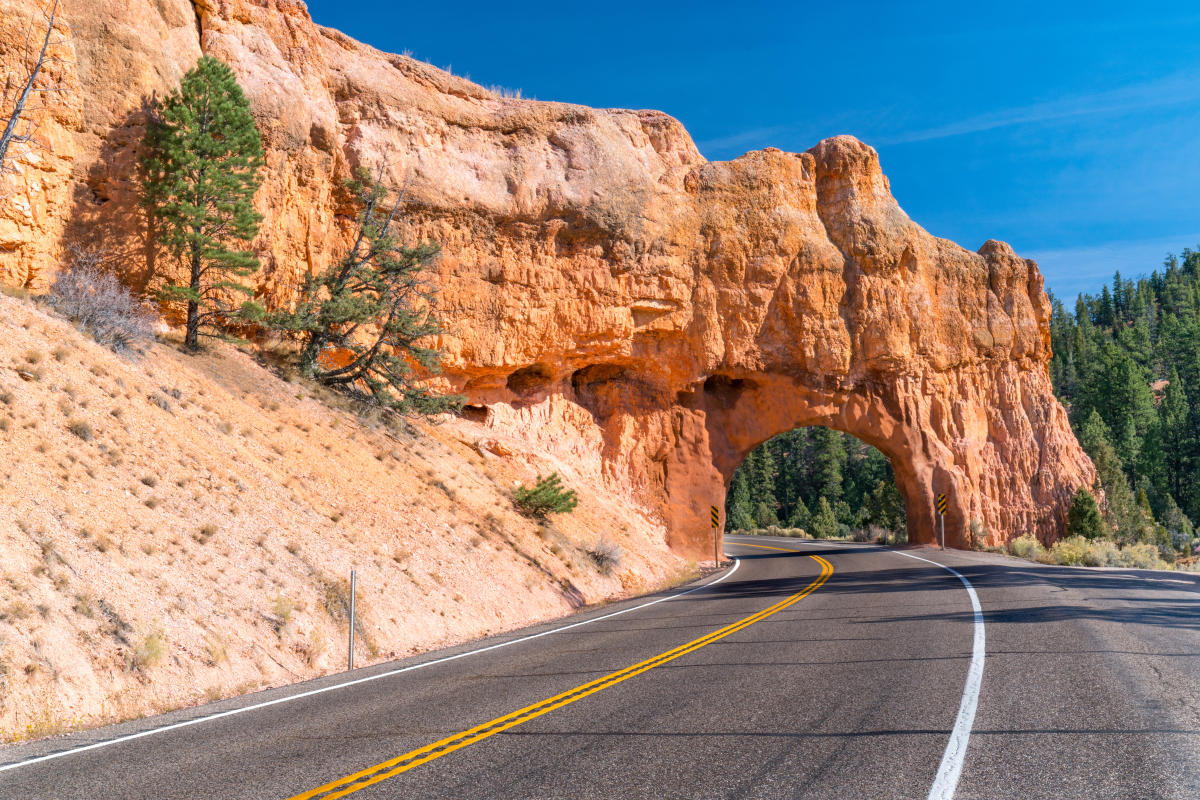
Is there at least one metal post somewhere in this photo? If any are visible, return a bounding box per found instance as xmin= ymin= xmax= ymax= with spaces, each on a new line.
xmin=939 ymin=515 xmax=945 ymax=551
xmin=714 ymin=524 xmax=719 ymax=566
xmin=348 ymin=569 xmax=356 ymax=671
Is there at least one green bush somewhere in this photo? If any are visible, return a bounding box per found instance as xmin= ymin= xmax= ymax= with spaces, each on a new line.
xmin=514 ymin=473 xmax=578 ymax=518
xmin=1008 ymin=534 xmax=1045 ymax=560
xmin=1048 ymin=536 xmax=1089 ymax=565
xmin=1118 ymin=542 xmax=1166 ymax=570
xmin=1081 ymin=539 xmax=1120 ymax=567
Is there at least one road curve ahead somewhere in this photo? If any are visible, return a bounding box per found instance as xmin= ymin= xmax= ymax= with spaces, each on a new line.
xmin=1 ymin=537 xmax=1197 ymax=799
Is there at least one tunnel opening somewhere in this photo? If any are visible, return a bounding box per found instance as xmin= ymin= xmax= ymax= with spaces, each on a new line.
xmin=724 ymin=425 xmax=907 ymax=544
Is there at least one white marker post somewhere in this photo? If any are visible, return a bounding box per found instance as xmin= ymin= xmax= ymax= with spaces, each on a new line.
xmin=348 ymin=568 xmax=356 ymax=671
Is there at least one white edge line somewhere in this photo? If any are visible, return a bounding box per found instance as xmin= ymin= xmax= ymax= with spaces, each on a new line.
xmin=0 ymin=558 xmax=741 ymax=773
xmin=727 ymin=537 xmax=985 ymax=800
xmin=888 ymin=550 xmax=985 ymax=800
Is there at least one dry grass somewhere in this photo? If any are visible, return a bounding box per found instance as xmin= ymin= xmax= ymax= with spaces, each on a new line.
xmin=128 ymin=632 xmax=167 ymax=672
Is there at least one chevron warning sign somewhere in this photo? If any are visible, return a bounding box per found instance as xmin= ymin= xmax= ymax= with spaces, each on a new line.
xmin=935 ymin=493 xmax=948 ymax=516
xmin=710 ymin=505 xmax=720 ymax=528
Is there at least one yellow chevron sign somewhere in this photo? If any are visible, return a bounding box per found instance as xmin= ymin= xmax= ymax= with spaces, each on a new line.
xmin=710 ymin=505 xmax=720 ymax=528
xmin=935 ymin=493 xmax=948 ymax=515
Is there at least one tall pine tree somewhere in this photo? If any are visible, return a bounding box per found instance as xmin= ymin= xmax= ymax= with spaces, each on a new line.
xmin=141 ymin=56 xmax=265 ymax=350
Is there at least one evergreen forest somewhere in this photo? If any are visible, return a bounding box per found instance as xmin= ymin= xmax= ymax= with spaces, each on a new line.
xmin=723 ymin=426 xmax=906 ymax=540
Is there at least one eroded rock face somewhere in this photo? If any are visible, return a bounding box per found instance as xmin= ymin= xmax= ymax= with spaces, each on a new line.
xmin=0 ymin=0 xmax=1095 ymax=554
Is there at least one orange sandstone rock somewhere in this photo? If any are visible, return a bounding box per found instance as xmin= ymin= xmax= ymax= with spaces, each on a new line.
xmin=0 ymin=0 xmax=1095 ymax=554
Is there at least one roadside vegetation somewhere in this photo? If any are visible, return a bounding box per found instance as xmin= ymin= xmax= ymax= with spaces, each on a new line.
xmin=514 ymin=472 xmax=579 ymax=518
xmin=267 ymin=168 xmax=463 ymax=415
xmin=141 ymin=56 xmax=266 ymax=350
xmin=1006 ymin=533 xmax=1196 ymax=572
xmin=1048 ymin=250 xmax=1200 ymax=564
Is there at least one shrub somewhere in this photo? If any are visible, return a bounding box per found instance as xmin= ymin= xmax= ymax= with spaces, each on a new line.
xmin=130 ymin=631 xmax=167 ymax=672
xmin=1082 ymin=539 xmax=1121 ymax=567
xmin=514 ymin=473 xmax=578 ymax=517
xmin=586 ymin=537 xmax=622 ymax=575
xmin=968 ymin=519 xmax=988 ymax=550
xmin=48 ymin=246 xmax=156 ymax=352
xmin=1009 ymin=533 xmax=1045 ymax=560
xmin=1047 ymin=536 xmax=1089 ymax=565
xmin=1119 ymin=543 xmax=1165 ymax=570
xmin=67 ymin=419 xmax=93 ymax=441
xmin=272 ymin=594 xmax=294 ymax=633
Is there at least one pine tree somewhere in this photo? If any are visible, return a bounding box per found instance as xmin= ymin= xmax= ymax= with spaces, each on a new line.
xmin=810 ymin=497 xmax=839 ymax=539
xmin=1065 ymin=488 xmax=1106 ymax=539
xmin=1159 ymin=368 xmax=1193 ymax=505
xmin=1162 ymin=495 xmax=1195 ymax=552
xmin=752 ymin=500 xmax=779 ymax=528
xmin=1097 ymin=285 xmax=1115 ymax=328
xmin=141 ymin=56 xmax=265 ymax=350
xmin=786 ymin=496 xmax=811 ymax=530
xmin=513 ymin=473 xmax=578 ymax=517
xmin=809 ymin=427 xmax=846 ymax=505
xmin=725 ymin=468 xmax=754 ymax=531
xmin=1078 ymin=410 xmax=1141 ymax=543
xmin=271 ymin=168 xmax=463 ymax=414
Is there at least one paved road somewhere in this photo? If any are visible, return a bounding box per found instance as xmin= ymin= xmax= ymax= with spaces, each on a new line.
xmin=1 ymin=537 xmax=1197 ymax=799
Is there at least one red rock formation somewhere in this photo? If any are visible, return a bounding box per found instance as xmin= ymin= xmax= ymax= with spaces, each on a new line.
xmin=0 ymin=0 xmax=1095 ymax=555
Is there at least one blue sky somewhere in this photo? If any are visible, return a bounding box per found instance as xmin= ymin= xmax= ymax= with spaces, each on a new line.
xmin=305 ymin=0 xmax=1200 ymax=300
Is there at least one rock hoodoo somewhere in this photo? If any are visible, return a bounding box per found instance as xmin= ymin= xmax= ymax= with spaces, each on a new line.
xmin=0 ymin=0 xmax=1095 ymax=555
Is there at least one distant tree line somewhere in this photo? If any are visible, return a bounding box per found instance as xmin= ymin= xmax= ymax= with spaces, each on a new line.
xmin=1048 ymin=251 xmax=1200 ymax=559
xmin=724 ymin=426 xmax=906 ymax=540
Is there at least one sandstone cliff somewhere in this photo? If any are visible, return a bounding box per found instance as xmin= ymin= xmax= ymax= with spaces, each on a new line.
xmin=0 ymin=0 xmax=1096 ymax=553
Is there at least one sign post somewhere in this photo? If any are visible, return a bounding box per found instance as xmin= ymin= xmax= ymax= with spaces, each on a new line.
xmin=935 ymin=493 xmax=947 ymax=550
xmin=710 ymin=504 xmax=721 ymax=566
xmin=348 ymin=568 xmax=356 ymax=671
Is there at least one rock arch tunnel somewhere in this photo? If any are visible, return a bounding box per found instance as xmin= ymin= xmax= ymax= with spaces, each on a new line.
xmin=0 ymin=0 xmax=1094 ymax=562
xmin=0 ymin=1 xmax=1093 ymax=558
xmin=436 ymin=137 xmax=1095 ymax=560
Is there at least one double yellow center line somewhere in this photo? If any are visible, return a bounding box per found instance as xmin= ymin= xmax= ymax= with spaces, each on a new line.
xmin=287 ymin=550 xmax=832 ymax=799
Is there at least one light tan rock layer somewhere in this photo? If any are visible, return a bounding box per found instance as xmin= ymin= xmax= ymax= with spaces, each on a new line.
xmin=0 ymin=0 xmax=1095 ymax=553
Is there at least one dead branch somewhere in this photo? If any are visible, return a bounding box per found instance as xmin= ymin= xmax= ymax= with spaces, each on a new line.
xmin=0 ymin=0 xmax=61 ymax=173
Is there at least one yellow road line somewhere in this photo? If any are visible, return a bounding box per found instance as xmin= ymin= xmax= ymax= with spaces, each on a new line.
xmin=731 ymin=541 xmax=811 ymax=553
xmin=286 ymin=554 xmax=833 ymax=800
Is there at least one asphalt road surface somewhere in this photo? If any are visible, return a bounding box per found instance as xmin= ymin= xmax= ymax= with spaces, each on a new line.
xmin=2 ymin=536 xmax=1198 ymax=799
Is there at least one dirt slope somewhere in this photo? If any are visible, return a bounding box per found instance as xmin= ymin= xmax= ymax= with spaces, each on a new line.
xmin=0 ymin=293 xmax=690 ymax=741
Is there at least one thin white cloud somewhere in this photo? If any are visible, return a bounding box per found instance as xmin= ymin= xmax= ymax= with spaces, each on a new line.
xmin=880 ymin=73 xmax=1200 ymax=145
xmin=1027 ymin=232 xmax=1200 ymax=299
xmin=695 ymin=125 xmax=790 ymax=156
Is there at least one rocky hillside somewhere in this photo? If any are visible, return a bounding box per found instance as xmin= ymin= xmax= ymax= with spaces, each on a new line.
xmin=0 ymin=292 xmax=688 ymax=741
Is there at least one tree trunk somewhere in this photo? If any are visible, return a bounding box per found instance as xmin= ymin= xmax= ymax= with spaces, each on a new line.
xmin=186 ymin=249 xmax=201 ymax=350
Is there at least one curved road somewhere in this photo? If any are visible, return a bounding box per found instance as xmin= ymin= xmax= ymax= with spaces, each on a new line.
xmin=1 ymin=537 xmax=1197 ymax=799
